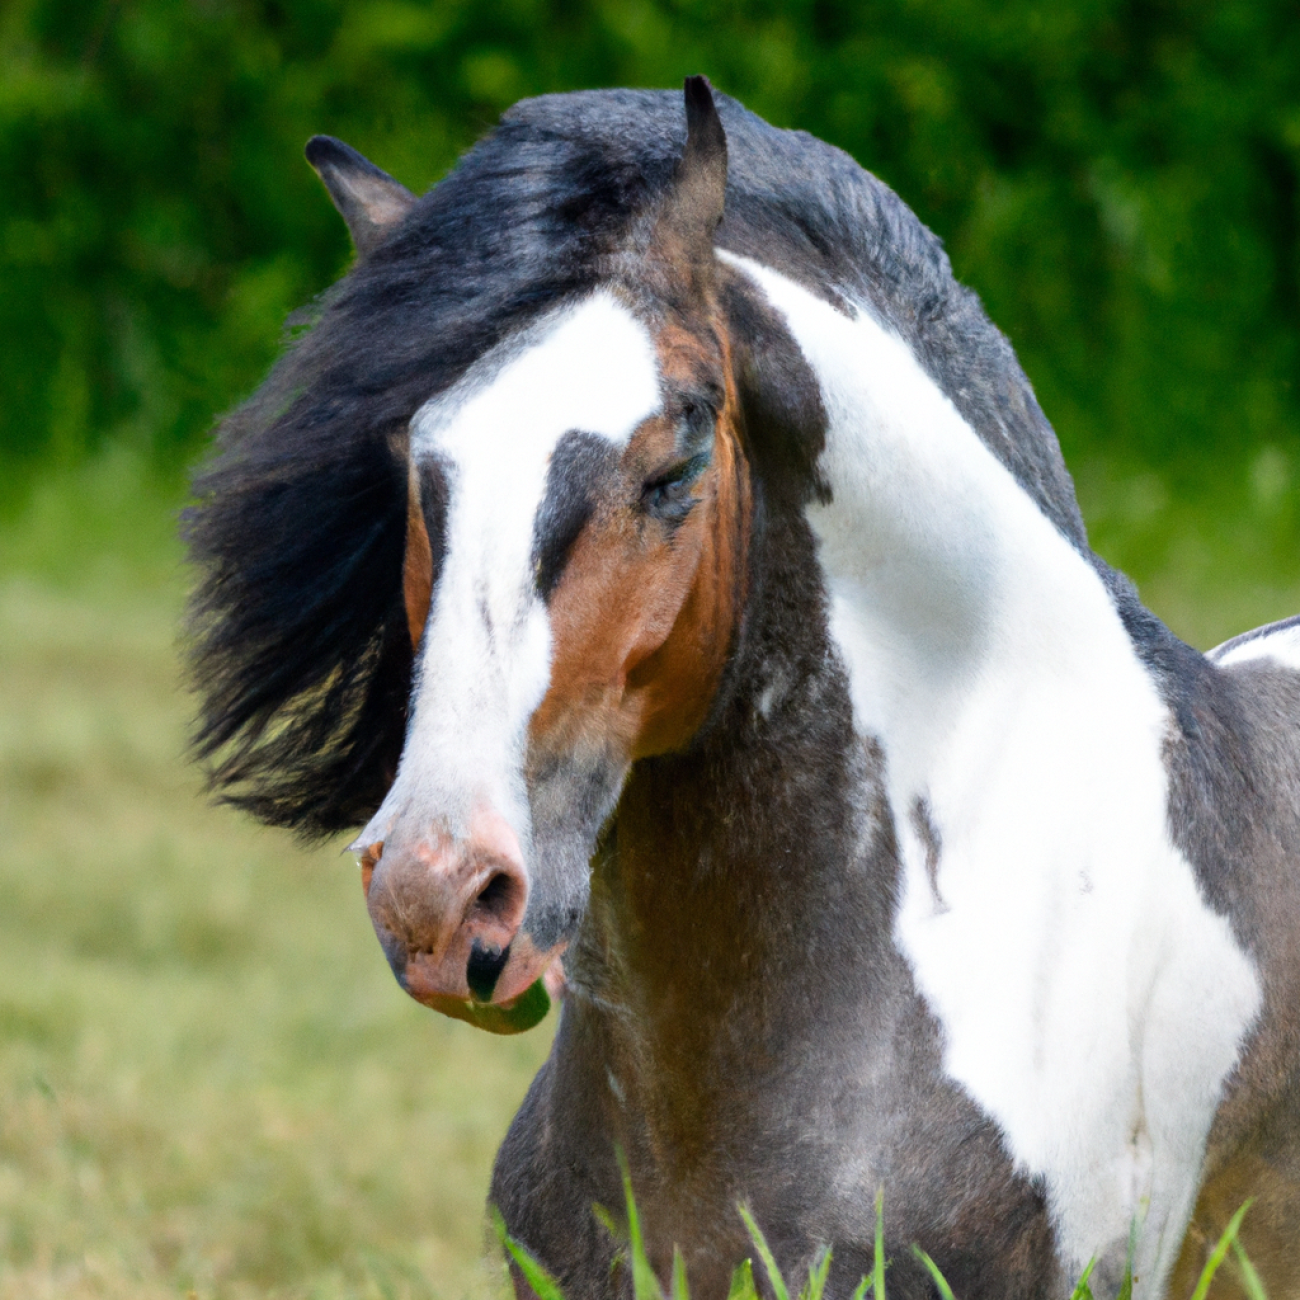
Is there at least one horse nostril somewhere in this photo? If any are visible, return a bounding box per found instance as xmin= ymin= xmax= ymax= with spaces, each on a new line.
xmin=473 ymin=871 xmax=522 ymax=923
xmin=463 ymin=868 xmax=526 ymax=1001
xmin=467 ymin=939 xmax=511 ymax=1002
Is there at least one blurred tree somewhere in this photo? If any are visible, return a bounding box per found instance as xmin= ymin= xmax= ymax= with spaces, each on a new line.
xmin=1 ymin=0 xmax=1297 ymax=492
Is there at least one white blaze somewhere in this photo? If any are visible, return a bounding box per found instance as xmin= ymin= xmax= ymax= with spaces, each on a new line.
xmin=356 ymin=290 xmax=661 ymax=852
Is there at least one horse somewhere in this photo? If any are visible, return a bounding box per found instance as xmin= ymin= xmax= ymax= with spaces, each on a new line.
xmin=186 ymin=79 xmax=1300 ymax=1299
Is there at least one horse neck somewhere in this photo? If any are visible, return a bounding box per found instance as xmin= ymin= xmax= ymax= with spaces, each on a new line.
xmin=573 ymin=254 xmax=1184 ymax=1092
xmin=566 ymin=452 xmax=904 ymax=1154
xmin=724 ymin=254 xmax=1183 ymax=894
xmin=710 ymin=261 xmax=1270 ymax=1293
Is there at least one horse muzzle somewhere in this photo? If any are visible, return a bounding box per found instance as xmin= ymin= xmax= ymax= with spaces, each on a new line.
xmin=358 ymin=805 xmax=561 ymax=1032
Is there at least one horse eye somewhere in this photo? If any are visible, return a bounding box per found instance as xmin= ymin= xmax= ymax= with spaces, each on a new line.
xmin=682 ymin=401 xmax=717 ymax=446
xmin=642 ymin=453 xmax=710 ymax=522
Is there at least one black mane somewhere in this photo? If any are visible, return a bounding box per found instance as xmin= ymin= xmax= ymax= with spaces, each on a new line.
xmin=186 ymin=87 xmax=1085 ymax=837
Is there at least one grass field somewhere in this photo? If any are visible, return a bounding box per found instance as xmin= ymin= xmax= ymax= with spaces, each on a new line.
xmin=1 ymin=447 xmax=1297 ymax=1298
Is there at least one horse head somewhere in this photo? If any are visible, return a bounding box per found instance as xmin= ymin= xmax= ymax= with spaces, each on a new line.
xmin=300 ymin=80 xmax=752 ymax=1029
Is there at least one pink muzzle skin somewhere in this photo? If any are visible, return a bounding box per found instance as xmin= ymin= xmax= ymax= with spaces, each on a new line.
xmin=359 ymin=804 xmax=563 ymax=1034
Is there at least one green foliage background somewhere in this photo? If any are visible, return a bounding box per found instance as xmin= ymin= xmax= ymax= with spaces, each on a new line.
xmin=5 ymin=0 xmax=1299 ymax=499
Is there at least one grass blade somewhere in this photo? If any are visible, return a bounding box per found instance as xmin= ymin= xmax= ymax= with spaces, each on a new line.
xmin=801 ymin=1246 xmax=833 ymax=1300
xmin=910 ymin=1245 xmax=956 ymax=1300
xmin=739 ymin=1204 xmax=791 ymax=1300
xmin=671 ymin=1247 xmax=691 ymax=1300
xmin=1067 ymin=1257 xmax=1097 ymax=1300
xmin=1231 ymin=1236 xmax=1268 ymax=1300
xmin=491 ymin=1207 xmax=568 ymax=1300
xmin=1190 ymin=1200 xmax=1254 ymax=1300
xmin=617 ymin=1149 xmax=665 ymax=1300
xmin=1115 ymin=1227 xmax=1135 ymax=1300
xmin=727 ymin=1258 xmax=759 ymax=1300
xmin=873 ymin=1187 xmax=887 ymax=1300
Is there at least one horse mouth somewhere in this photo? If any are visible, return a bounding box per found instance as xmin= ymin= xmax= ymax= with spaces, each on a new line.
xmin=402 ymin=944 xmax=564 ymax=1035
xmin=400 ymin=929 xmax=557 ymax=1005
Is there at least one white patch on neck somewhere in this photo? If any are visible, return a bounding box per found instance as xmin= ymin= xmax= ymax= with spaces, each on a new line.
xmin=722 ymin=252 xmax=1260 ymax=1296
xmin=357 ymin=290 xmax=661 ymax=851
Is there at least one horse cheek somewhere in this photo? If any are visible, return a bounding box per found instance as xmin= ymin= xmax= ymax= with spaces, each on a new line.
xmin=629 ymin=498 xmax=743 ymax=757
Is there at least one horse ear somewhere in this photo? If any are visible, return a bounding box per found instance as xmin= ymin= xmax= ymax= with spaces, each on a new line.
xmin=658 ymin=76 xmax=728 ymax=269
xmin=305 ymin=136 xmax=416 ymax=258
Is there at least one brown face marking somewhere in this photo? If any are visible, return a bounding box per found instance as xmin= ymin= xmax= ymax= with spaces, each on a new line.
xmin=529 ymin=314 xmax=751 ymax=769
xmin=403 ymin=457 xmax=434 ymax=650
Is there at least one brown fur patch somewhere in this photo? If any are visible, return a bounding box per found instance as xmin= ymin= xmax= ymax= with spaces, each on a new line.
xmin=403 ymin=458 xmax=434 ymax=649
xmin=529 ymin=318 xmax=750 ymax=766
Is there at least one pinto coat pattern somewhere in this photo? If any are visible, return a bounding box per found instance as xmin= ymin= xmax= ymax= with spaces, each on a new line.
xmin=187 ymin=81 xmax=1300 ymax=1298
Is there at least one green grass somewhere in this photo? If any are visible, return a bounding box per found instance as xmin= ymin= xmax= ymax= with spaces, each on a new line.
xmin=0 ymin=447 xmax=1296 ymax=1297
xmin=501 ymin=1180 xmax=1260 ymax=1300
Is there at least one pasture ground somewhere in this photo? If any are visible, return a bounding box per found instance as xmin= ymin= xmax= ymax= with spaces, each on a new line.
xmin=1 ymin=447 xmax=1297 ymax=1298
